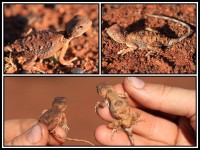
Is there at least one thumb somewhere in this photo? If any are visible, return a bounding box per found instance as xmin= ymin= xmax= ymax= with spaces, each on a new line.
xmin=123 ymin=77 xmax=196 ymax=129
xmin=8 ymin=123 xmax=49 ymax=146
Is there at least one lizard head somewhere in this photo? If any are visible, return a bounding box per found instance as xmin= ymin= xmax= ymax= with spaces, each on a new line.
xmin=96 ymin=82 xmax=113 ymax=98
xmin=106 ymin=24 xmax=126 ymax=44
xmin=52 ymin=97 xmax=67 ymax=111
xmin=66 ymin=15 xmax=92 ymax=38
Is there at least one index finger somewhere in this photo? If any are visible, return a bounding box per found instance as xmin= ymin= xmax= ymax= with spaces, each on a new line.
xmin=123 ymin=77 xmax=196 ymax=121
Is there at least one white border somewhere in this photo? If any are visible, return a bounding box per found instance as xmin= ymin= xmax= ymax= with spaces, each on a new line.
xmin=2 ymin=1 xmax=198 ymax=148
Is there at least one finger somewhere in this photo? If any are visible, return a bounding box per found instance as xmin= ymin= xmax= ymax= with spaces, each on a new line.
xmin=97 ymin=107 xmax=178 ymax=144
xmin=123 ymin=77 xmax=196 ymax=119
xmin=96 ymin=103 xmax=113 ymax=121
xmin=114 ymin=84 xmax=141 ymax=107
xmin=114 ymin=84 xmax=172 ymax=120
xmin=6 ymin=122 xmax=49 ymax=146
xmin=4 ymin=119 xmax=38 ymax=143
xmin=4 ymin=119 xmax=66 ymax=146
xmin=176 ymin=117 xmax=196 ymax=145
xmin=47 ymin=126 xmax=67 ymax=145
xmin=96 ymin=83 xmax=141 ymax=121
xmin=95 ymin=125 xmax=167 ymax=146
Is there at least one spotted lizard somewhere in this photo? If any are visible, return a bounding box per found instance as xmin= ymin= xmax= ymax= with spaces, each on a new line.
xmin=106 ymin=13 xmax=192 ymax=56
xmin=95 ymin=82 xmax=142 ymax=145
xmin=6 ymin=15 xmax=92 ymax=72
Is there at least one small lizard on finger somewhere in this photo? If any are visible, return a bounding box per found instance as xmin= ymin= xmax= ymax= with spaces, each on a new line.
xmin=95 ymin=82 xmax=143 ymax=145
xmin=39 ymin=97 xmax=94 ymax=146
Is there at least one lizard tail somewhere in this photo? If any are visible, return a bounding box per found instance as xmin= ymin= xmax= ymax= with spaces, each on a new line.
xmin=64 ymin=137 xmax=94 ymax=146
xmin=129 ymin=135 xmax=134 ymax=145
xmin=146 ymin=13 xmax=192 ymax=46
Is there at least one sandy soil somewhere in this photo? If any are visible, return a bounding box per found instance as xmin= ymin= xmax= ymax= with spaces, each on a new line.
xmin=4 ymin=77 xmax=196 ymax=146
xmin=4 ymin=4 xmax=98 ymax=74
xmin=101 ymin=4 xmax=196 ymax=74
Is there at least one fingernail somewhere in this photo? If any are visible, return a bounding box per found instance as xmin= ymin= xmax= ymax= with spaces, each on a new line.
xmin=27 ymin=124 xmax=43 ymax=144
xmin=127 ymin=77 xmax=145 ymax=89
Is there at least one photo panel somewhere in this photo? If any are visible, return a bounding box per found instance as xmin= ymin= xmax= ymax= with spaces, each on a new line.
xmin=101 ymin=3 xmax=196 ymax=74
xmin=4 ymin=3 xmax=99 ymax=74
xmin=4 ymin=77 xmax=196 ymax=146
xmin=2 ymin=1 xmax=198 ymax=148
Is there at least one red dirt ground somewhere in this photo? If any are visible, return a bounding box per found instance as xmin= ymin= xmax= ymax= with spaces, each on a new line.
xmin=101 ymin=4 xmax=196 ymax=74
xmin=4 ymin=4 xmax=98 ymax=74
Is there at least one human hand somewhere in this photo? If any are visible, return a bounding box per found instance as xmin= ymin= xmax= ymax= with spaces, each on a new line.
xmin=4 ymin=119 xmax=67 ymax=146
xmin=95 ymin=77 xmax=196 ymax=146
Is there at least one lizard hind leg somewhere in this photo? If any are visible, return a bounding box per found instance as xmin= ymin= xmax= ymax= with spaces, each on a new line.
xmin=132 ymin=112 xmax=143 ymax=125
xmin=22 ymin=55 xmax=37 ymax=71
xmin=117 ymin=39 xmax=138 ymax=56
xmin=107 ymin=121 xmax=121 ymax=139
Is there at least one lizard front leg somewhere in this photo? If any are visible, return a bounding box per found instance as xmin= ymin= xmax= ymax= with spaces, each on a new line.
xmin=145 ymin=45 xmax=162 ymax=57
xmin=51 ymin=113 xmax=70 ymax=140
xmin=58 ymin=41 xmax=77 ymax=66
xmin=117 ymin=47 xmax=138 ymax=56
xmin=95 ymin=99 xmax=109 ymax=112
xmin=117 ymin=36 xmax=139 ymax=55
xmin=60 ymin=112 xmax=70 ymax=132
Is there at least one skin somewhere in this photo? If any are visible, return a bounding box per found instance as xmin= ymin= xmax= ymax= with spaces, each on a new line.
xmin=4 ymin=97 xmax=68 ymax=146
xmin=95 ymin=77 xmax=196 ymax=146
xmin=4 ymin=119 xmax=67 ymax=146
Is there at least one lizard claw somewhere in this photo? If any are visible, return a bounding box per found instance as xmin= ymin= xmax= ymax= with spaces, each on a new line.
xmin=95 ymin=101 xmax=100 ymax=113
xmin=62 ymin=124 xmax=70 ymax=131
xmin=111 ymin=128 xmax=120 ymax=139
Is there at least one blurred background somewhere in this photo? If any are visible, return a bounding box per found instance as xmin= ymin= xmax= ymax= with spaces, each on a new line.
xmin=4 ymin=4 xmax=99 ymax=73
xmin=4 ymin=77 xmax=196 ymax=146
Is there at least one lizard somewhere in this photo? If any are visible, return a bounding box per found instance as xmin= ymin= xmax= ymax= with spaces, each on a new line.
xmin=106 ymin=13 xmax=192 ymax=56
xmin=6 ymin=15 xmax=92 ymax=72
xmin=95 ymin=82 xmax=142 ymax=145
xmin=39 ymin=97 xmax=94 ymax=146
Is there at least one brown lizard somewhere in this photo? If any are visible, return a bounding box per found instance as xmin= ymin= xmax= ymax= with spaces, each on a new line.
xmin=95 ymin=82 xmax=142 ymax=145
xmin=6 ymin=15 xmax=92 ymax=72
xmin=39 ymin=97 xmax=94 ymax=146
xmin=106 ymin=13 xmax=192 ymax=56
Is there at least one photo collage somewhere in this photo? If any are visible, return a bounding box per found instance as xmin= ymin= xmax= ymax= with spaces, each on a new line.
xmin=2 ymin=2 xmax=197 ymax=147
